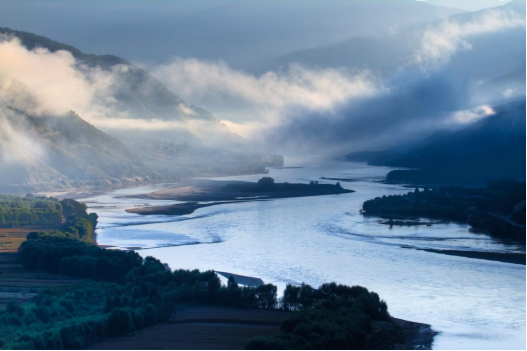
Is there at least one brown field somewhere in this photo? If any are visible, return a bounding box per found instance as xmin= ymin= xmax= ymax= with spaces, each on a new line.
xmin=0 ymin=225 xmax=63 ymax=253
xmin=89 ymin=305 xmax=291 ymax=350
xmin=0 ymin=253 xmax=81 ymax=311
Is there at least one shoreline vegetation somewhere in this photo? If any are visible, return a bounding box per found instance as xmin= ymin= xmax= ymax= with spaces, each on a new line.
xmin=126 ymin=177 xmax=354 ymax=216
xmin=0 ymin=195 xmax=433 ymax=350
xmin=362 ymin=180 xmax=526 ymax=241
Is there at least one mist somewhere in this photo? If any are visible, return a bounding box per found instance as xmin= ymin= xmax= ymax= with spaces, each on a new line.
xmin=0 ymin=34 xmax=233 ymax=150
xmin=145 ymin=3 xmax=524 ymax=154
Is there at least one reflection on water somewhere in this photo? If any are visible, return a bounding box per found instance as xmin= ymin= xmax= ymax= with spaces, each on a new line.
xmin=80 ymin=156 xmax=526 ymax=350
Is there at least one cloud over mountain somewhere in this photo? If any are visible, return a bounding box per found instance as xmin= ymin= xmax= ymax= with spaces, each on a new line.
xmin=149 ymin=3 xmax=524 ymax=154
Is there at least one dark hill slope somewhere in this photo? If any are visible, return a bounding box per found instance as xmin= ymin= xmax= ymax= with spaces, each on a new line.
xmin=348 ymin=100 xmax=526 ymax=184
xmin=412 ymin=100 xmax=525 ymax=178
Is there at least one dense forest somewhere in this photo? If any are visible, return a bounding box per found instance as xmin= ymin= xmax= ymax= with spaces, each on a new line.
xmin=362 ymin=180 xmax=526 ymax=239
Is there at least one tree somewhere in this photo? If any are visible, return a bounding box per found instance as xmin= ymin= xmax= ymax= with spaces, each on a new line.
xmin=258 ymin=177 xmax=275 ymax=189
xmin=108 ymin=308 xmax=133 ymax=337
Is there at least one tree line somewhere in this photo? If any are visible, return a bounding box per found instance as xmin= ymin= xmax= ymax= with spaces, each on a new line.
xmin=0 ymin=195 xmax=62 ymax=228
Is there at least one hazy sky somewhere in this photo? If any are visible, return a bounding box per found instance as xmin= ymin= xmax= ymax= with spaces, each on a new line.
xmin=424 ymin=0 xmax=512 ymax=11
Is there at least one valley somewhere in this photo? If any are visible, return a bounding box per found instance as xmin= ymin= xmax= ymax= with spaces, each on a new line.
xmin=0 ymin=1 xmax=525 ymax=349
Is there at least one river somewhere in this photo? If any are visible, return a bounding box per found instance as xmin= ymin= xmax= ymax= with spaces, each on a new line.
xmin=79 ymin=156 xmax=526 ymax=350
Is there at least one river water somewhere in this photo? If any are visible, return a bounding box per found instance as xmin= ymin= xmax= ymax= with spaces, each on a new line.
xmin=80 ymin=156 xmax=526 ymax=350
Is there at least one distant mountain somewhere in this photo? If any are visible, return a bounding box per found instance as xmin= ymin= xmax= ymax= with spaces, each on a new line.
xmin=0 ymin=107 xmax=150 ymax=192
xmin=0 ymin=104 xmax=281 ymax=193
xmin=347 ymin=100 xmax=526 ymax=184
xmin=272 ymin=1 xmax=525 ymax=87
xmin=471 ymin=68 xmax=526 ymax=106
xmin=0 ymin=0 xmax=463 ymax=71
xmin=0 ymin=26 xmax=238 ymax=146
xmin=272 ymin=32 xmax=419 ymax=76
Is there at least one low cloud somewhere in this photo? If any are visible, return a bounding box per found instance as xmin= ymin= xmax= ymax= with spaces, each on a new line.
xmin=0 ymin=35 xmax=115 ymax=118
xmin=0 ymin=35 xmax=228 ymax=150
xmin=264 ymin=72 xmax=484 ymax=154
xmin=415 ymin=7 xmax=525 ymax=68
xmin=149 ymin=58 xmax=499 ymax=153
xmin=149 ymin=5 xmax=524 ymax=154
xmin=151 ymin=59 xmax=381 ymax=134
xmin=0 ymin=106 xmax=47 ymax=163
xmin=447 ymin=105 xmax=495 ymax=124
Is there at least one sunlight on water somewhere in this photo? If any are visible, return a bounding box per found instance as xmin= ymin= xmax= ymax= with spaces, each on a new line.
xmin=81 ymin=157 xmax=526 ymax=350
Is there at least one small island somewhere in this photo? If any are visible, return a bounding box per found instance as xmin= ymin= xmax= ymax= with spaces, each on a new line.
xmin=127 ymin=177 xmax=353 ymax=216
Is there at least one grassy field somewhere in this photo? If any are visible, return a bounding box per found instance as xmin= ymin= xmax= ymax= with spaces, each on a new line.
xmin=0 ymin=225 xmax=63 ymax=253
